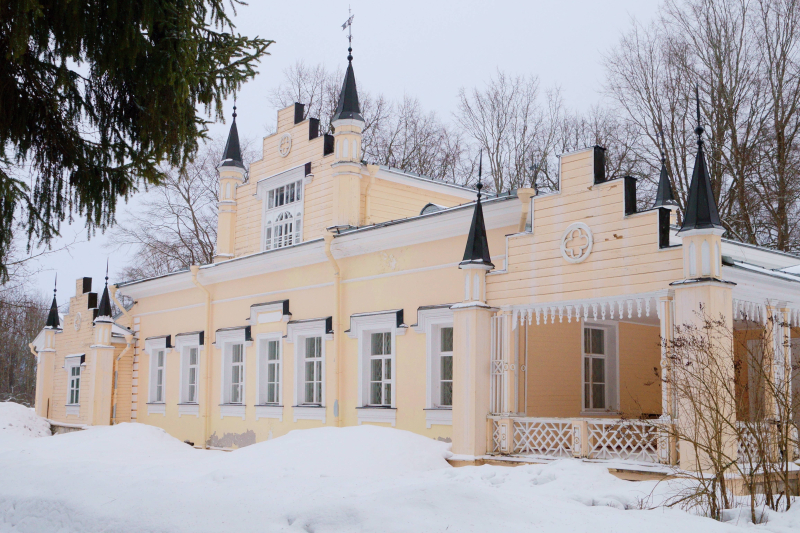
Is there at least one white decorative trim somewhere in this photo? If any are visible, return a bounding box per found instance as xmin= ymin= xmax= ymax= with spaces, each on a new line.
xmin=255 ymin=405 xmax=283 ymax=421
xmin=347 ymin=311 xmax=406 ymax=339
xmin=220 ymin=404 xmax=246 ymax=419
xmin=412 ymin=306 xmax=454 ymax=333
xmin=278 ymin=133 xmax=292 ymax=157
xmin=287 ymin=318 xmax=332 ymax=341
xmin=173 ymin=332 xmax=204 ymax=352
xmin=147 ymin=403 xmax=166 ymax=415
xmin=65 ymin=405 xmax=80 ymax=417
xmin=560 ymin=222 xmax=593 ymax=264
xmin=425 ymin=409 xmax=452 ymax=428
xmin=357 ymin=408 xmax=397 ymax=426
xmin=376 ymin=167 xmax=477 ymax=200
xmin=293 ymin=406 xmax=326 ymax=423
xmin=510 ymin=290 xmax=672 ymax=329
xmin=178 ymin=403 xmax=199 ymax=417
xmin=247 ymin=301 xmax=290 ymax=325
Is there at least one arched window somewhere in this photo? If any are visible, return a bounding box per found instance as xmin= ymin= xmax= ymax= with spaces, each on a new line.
xmin=264 ymin=210 xmax=302 ymax=251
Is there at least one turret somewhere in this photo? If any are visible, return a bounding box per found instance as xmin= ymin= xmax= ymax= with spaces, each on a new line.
xmin=330 ymin=43 xmax=365 ymax=228
xmin=215 ymin=106 xmax=246 ymax=262
xmin=459 ymin=154 xmax=494 ymax=304
xmin=93 ymin=267 xmax=114 ymax=346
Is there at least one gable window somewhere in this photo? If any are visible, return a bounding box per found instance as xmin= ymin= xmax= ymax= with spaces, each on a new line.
xmin=181 ymin=347 xmax=199 ymax=404
xmin=262 ymin=179 xmax=303 ymax=251
xmin=303 ymin=337 xmax=323 ymax=404
xmin=369 ymin=332 xmax=393 ymax=406
xmin=258 ymin=337 xmax=282 ymax=405
xmin=581 ymin=323 xmax=618 ymax=413
xmin=150 ymin=349 xmax=166 ymax=403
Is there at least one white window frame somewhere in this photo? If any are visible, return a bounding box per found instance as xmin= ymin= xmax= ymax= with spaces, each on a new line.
xmin=256 ymin=333 xmax=283 ymax=405
xmin=413 ymin=306 xmax=455 ymax=428
xmin=256 ymin=166 xmax=306 ymax=252
xmin=367 ymin=331 xmax=393 ymax=407
xmin=301 ymin=336 xmax=324 ymax=405
xmin=144 ymin=337 xmax=169 ymax=415
xmin=287 ymin=319 xmax=331 ymax=423
xmin=580 ymin=321 xmax=619 ymax=414
xmin=64 ymin=354 xmax=84 ymax=416
xmin=175 ymin=333 xmax=203 ymax=417
xmin=348 ymin=311 xmax=406 ymax=426
xmin=216 ymin=328 xmax=252 ymax=419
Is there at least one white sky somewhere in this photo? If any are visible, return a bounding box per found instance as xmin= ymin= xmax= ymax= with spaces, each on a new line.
xmin=29 ymin=0 xmax=661 ymax=299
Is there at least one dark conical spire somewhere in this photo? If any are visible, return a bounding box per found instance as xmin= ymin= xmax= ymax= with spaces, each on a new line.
xmin=653 ymin=132 xmax=677 ymax=208
xmin=97 ymin=262 xmax=113 ymax=320
xmin=219 ymin=103 xmax=244 ymax=169
xmin=332 ymin=50 xmax=363 ymax=123
xmin=460 ymin=152 xmax=494 ymax=268
xmin=45 ymin=275 xmax=60 ymax=329
xmin=680 ymin=86 xmax=722 ymax=232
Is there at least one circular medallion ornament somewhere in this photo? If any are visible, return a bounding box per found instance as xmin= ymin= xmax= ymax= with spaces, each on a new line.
xmin=74 ymin=312 xmax=82 ymax=332
xmin=278 ymin=133 xmax=292 ymax=157
xmin=560 ymin=222 xmax=594 ymax=264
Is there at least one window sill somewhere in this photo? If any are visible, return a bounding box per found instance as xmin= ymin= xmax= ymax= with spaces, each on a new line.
xmin=579 ymin=411 xmax=622 ymax=418
xmin=219 ymin=404 xmax=246 ymax=420
xmin=292 ymin=405 xmax=326 ymax=424
xmin=178 ymin=403 xmax=199 ymax=417
xmin=65 ymin=405 xmax=80 ymax=417
xmin=147 ymin=402 xmax=166 ymax=416
xmin=424 ymin=408 xmax=452 ymax=428
xmin=357 ymin=407 xmax=397 ymax=427
xmin=255 ymin=404 xmax=284 ymax=422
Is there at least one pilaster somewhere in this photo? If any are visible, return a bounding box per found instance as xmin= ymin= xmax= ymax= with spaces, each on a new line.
xmin=89 ymin=320 xmax=115 ymax=425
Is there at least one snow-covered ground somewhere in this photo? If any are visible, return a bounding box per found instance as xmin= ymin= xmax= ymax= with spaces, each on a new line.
xmin=0 ymin=403 xmax=798 ymax=533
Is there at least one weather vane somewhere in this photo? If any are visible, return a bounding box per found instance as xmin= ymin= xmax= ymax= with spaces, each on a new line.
xmin=342 ymin=7 xmax=354 ymax=60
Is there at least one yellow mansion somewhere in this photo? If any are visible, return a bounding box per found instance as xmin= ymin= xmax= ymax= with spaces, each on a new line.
xmin=33 ymin=51 xmax=800 ymax=471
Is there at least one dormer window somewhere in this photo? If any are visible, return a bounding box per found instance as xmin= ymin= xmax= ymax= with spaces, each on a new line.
xmin=259 ymin=167 xmax=306 ymax=251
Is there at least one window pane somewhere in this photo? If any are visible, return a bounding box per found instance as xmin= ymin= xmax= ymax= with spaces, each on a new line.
xmin=441 ymin=355 xmax=453 ymax=381
xmin=370 ymin=382 xmax=382 ymax=404
xmin=306 ymin=338 xmax=319 ymax=358
xmin=591 ymin=329 xmax=604 ymax=355
xmin=231 ymin=385 xmax=240 ymax=404
xmin=277 ymin=186 xmax=284 ymax=206
xmin=189 ymin=367 xmax=196 ymax=386
xmin=584 ymin=329 xmax=591 ymax=354
xmin=268 ymin=190 xmax=274 ymax=209
xmin=441 ymin=382 xmax=452 ymax=406
xmin=189 ymin=348 xmax=197 ymax=366
xmin=305 ymin=383 xmax=314 ymax=403
xmin=384 ymin=383 xmax=391 ymax=405
xmin=592 ymin=358 xmax=605 ymax=384
xmin=315 ymin=383 xmax=322 ymax=403
xmin=268 ymin=341 xmax=278 ymax=360
xmin=384 ymin=358 xmax=391 ymax=380
xmin=584 ymin=358 xmax=589 ymax=382
xmin=371 ymin=359 xmax=382 ymax=382
xmin=592 ymin=384 xmax=606 ymax=409
xmin=584 ymin=384 xmax=590 ymax=409
xmin=157 ymin=351 xmax=164 ymax=367
xmin=441 ymin=327 xmax=453 ymax=352
xmin=288 ymin=183 xmax=295 ymax=203
xmin=232 ymin=344 xmax=243 ymax=363
xmin=296 ymin=181 xmax=302 ymax=200
xmin=305 ymin=361 xmax=314 ymax=382
xmin=384 ymin=333 xmax=391 ymax=355
xmin=371 ymin=333 xmax=383 ymax=355
xmin=188 ymin=384 xmax=196 ymax=403
xmin=264 ymin=226 xmax=272 ymax=250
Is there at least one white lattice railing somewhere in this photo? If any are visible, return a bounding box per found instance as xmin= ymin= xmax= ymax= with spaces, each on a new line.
xmin=512 ymin=418 xmax=572 ymax=457
xmin=587 ymin=419 xmax=659 ymax=463
xmin=736 ymin=421 xmax=800 ymax=464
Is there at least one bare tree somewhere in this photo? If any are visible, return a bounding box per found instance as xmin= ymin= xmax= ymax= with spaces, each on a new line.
xmin=108 ymin=136 xmax=259 ymax=281
xmin=0 ymin=285 xmax=47 ymax=406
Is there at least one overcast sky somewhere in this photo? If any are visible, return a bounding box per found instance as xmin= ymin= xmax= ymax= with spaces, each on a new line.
xmin=30 ymin=0 xmax=661 ymax=300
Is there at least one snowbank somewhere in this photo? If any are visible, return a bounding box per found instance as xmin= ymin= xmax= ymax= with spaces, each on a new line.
xmin=0 ymin=409 xmax=784 ymax=533
xmin=0 ymin=402 xmax=50 ymax=439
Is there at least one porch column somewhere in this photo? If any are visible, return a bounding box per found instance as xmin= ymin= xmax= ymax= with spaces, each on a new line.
xmin=764 ymin=305 xmax=792 ymax=461
xmin=34 ymin=329 xmax=56 ymax=419
xmin=451 ymin=302 xmax=495 ymax=459
xmin=658 ymin=295 xmax=678 ymax=464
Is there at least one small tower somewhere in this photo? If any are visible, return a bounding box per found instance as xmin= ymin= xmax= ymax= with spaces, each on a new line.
xmin=89 ymin=266 xmax=116 ymax=425
xmin=678 ymin=91 xmax=724 ymax=279
xmin=35 ymin=277 xmax=60 ymax=418
xmin=215 ymin=105 xmax=246 ymax=262
xmin=450 ymin=154 xmax=498 ymax=460
xmin=459 ymin=155 xmax=494 ymax=303
xmin=330 ymin=34 xmax=365 ymax=228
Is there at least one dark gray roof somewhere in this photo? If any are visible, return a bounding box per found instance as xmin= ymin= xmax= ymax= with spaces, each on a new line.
xmin=332 ymin=60 xmax=363 ymax=122
xmin=460 ymin=184 xmax=494 ymax=268
xmin=653 ymin=161 xmax=677 ymax=208
xmin=220 ymin=111 xmax=244 ymax=169
xmin=45 ymin=293 xmax=60 ymax=329
xmin=680 ymin=105 xmax=722 ymax=231
xmin=97 ymin=282 xmax=113 ymax=320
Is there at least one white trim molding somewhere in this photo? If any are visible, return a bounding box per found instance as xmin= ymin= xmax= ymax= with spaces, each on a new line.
xmin=220 ymin=404 xmax=246 ymax=420
xmin=424 ymin=408 xmax=453 ymax=429
xmin=65 ymin=405 xmax=80 ymax=417
xmin=178 ymin=403 xmax=199 ymax=417
xmin=147 ymin=403 xmax=166 ymax=416
xmin=348 ymin=310 xmax=405 ymax=408
xmin=255 ymin=405 xmax=284 ymax=421
xmin=248 ymin=300 xmax=291 ymax=325
xmin=293 ymin=405 xmax=326 ymax=423
xmin=357 ymin=407 xmax=397 ymax=426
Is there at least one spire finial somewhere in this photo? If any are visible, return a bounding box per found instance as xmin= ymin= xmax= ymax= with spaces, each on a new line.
xmin=477 ymin=150 xmax=483 ymax=201
xmin=232 ymin=92 xmax=237 ymax=120
xmin=53 ymin=273 xmax=57 ymax=296
xmin=695 ymin=84 xmax=704 ymax=144
xmin=658 ymin=130 xmax=666 ymax=164
xmin=342 ymin=8 xmax=354 ymax=62
xmin=105 ymin=259 xmax=109 ymax=285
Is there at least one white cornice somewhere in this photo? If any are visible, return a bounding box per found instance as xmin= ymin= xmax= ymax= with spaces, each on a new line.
xmin=375 ymin=167 xmax=477 ymax=200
